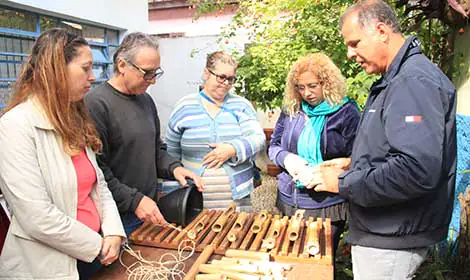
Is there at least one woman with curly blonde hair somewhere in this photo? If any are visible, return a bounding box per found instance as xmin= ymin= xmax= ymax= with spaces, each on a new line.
xmin=268 ymin=53 xmax=360 ymax=258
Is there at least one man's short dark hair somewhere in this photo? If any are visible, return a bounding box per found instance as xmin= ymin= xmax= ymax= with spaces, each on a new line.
xmin=339 ymin=0 xmax=401 ymax=33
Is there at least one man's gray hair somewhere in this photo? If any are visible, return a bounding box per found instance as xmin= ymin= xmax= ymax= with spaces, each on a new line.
xmin=339 ymin=0 xmax=401 ymax=33
xmin=112 ymin=32 xmax=159 ymax=74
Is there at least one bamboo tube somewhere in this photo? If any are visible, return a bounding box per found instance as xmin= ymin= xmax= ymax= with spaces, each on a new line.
xmin=227 ymin=230 xmax=240 ymax=242
xmin=188 ymin=214 xmax=208 ymax=239
xmin=195 ymin=274 xmax=228 ymax=280
xmin=172 ymin=209 xmax=208 ymax=245
xmin=184 ymin=244 xmax=216 ymax=280
xmin=306 ymin=221 xmax=320 ymax=255
xmin=286 ymin=209 xmax=305 ymax=242
xmin=217 ymin=258 xmax=293 ymax=271
xmin=233 ymin=212 xmax=248 ymax=230
xmin=187 ymin=229 xmax=197 ymax=240
xmin=287 ymin=218 xmax=301 ymax=242
xmin=200 ymin=263 xmax=259 ymax=274
xmin=212 ymin=203 xmax=236 ymax=232
xmin=198 ymin=265 xmax=262 ymax=280
xmin=225 ymin=249 xmax=270 ymax=261
xmin=227 ymin=212 xmax=248 ymax=242
xmin=211 ymin=259 xmax=291 ymax=277
xmin=293 ymin=209 xmax=305 ymax=220
xmin=211 ymin=259 xmax=240 ymax=265
xmin=250 ymin=210 xmax=268 ymax=233
xmin=216 ymin=262 xmax=285 ymax=278
xmin=271 ymin=219 xmax=282 ymax=238
xmin=250 ymin=215 xmax=272 ymax=250
xmin=262 ymin=219 xmax=283 ymax=249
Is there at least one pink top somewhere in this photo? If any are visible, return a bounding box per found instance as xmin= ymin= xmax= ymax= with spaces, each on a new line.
xmin=72 ymin=149 xmax=100 ymax=232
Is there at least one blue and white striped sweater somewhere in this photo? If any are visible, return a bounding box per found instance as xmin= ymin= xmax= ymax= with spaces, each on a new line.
xmin=166 ymin=93 xmax=265 ymax=199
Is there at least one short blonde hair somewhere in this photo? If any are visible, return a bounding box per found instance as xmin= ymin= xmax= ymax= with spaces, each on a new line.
xmin=206 ymin=51 xmax=238 ymax=71
xmin=283 ymin=53 xmax=347 ymax=115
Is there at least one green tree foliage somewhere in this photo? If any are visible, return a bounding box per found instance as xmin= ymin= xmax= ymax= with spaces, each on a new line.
xmin=189 ymin=0 xmax=375 ymax=110
xmin=188 ymin=0 xmax=455 ymax=111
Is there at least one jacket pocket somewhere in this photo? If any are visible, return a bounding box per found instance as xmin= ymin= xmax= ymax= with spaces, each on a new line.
xmin=7 ymin=220 xmax=71 ymax=278
xmin=277 ymin=172 xmax=294 ymax=197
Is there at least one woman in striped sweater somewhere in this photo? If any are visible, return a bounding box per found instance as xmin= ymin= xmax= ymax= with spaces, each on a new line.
xmin=166 ymin=51 xmax=265 ymax=212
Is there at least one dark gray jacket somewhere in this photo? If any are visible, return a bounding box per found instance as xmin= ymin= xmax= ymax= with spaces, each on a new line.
xmin=339 ymin=36 xmax=457 ymax=249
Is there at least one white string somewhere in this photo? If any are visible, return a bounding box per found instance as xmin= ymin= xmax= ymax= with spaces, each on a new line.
xmin=119 ymin=224 xmax=196 ymax=280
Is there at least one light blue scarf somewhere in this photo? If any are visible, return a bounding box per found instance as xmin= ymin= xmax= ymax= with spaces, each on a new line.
xmin=296 ymin=97 xmax=350 ymax=188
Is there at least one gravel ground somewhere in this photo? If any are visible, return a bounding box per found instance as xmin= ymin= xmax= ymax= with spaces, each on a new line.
xmin=250 ymin=173 xmax=281 ymax=215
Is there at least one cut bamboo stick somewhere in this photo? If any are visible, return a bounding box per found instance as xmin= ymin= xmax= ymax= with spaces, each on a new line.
xmin=195 ymin=274 xmax=228 ymax=280
xmin=216 ymin=257 xmax=293 ymax=271
xmin=250 ymin=210 xmax=268 ymax=233
xmin=211 ymin=259 xmax=292 ymax=277
xmin=183 ymin=244 xmax=216 ymax=280
xmin=306 ymin=220 xmax=320 ymax=255
xmin=262 ymin=219 xmax=282 ymax=249
xmin=188 ymin=214 xmax=208 ymax=239
xmin=227 ymin=212 xmax=248 ymax=242
xmin=225 ymin=249 xmax=271 ymax=261
xmin=287 ymin=209 xmax=305 ymax=242
xmin=250 ymin=215 xmax=272 ymax=251
xmin=198 ymin=265 xmax=262 ymax=280
xmin=200 ymin=263 xmax=259 ymax=274
xmin=212 ymin=203 xmax=236 ymax=232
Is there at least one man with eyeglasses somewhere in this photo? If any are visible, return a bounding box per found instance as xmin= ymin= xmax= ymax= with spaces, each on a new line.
xmin=85 ymin=32 xmax=204 ymax=237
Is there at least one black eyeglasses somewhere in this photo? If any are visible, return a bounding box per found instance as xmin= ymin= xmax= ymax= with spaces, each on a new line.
xmin=207 ymin=68 xmax=236 ymax=85
xmin=127 ymin=60 xmax=164 ymax=81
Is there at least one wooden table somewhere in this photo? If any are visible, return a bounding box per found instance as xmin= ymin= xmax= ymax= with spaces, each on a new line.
xmin=92 ymin=245 xmax=333 ymax=280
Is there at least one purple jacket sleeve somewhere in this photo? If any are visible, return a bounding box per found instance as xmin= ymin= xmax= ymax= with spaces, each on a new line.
xmin=268 ymin=112 xmax=290 ymax=169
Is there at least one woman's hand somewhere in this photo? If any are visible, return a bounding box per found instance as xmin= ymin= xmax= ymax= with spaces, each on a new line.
xmin=99 ymin=235 xmax=123 ymax=266
xmin=283 ymin=153 xmax=308 ymax=178
xmin=202 ymin=143 xmax=236 ymax=169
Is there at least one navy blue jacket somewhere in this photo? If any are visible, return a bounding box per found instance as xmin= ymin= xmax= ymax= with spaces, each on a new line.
xmin=339 ymin=36 xmax=457 ymax=249
xmin=268 ymin=102 xmax=360 ymax=209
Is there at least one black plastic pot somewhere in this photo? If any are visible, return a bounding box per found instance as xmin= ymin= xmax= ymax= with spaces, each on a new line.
xmin=157 ymin=183 xmax=203 ymax=227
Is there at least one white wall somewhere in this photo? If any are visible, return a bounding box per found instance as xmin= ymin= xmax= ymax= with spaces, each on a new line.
xmin=147 ymin=34 xmax=275 ymax=137
xmin=4 ymin=0 xmax=149 ymax=32
xmin=148 ymin=35 xmax=220 ymax=136
xmin=149 ymin=13 xmax=233 ymax=37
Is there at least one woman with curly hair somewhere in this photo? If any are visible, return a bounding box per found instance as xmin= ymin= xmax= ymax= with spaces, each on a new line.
xmin=268 ymin=53 xmax=360 ymax=256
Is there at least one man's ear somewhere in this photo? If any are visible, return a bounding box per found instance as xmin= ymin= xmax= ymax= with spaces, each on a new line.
xmin=116 ymin=58 xmax=127 ymax=75
xmin=375 ymin=22 xmax=390 ymax=43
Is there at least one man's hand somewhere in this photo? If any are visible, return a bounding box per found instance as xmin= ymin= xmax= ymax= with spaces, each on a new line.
xmin=173 ymin=166 xmax=204 ymax=192
xmin=202 ymin=143 xmax=236 ymax=169
xmin=310 ymin=166 xmax=344 ymax=193
xmin=135 ymin=196 xmax=167 ymax=225
xmin=99 ymin=235 xmax=123 ymax=266
xmin=283 ymin=153 xmax=308 ymax=179
xmin=320 ymin=157 xmax=351 ymax=171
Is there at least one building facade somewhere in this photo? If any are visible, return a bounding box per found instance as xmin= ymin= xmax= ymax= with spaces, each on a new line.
xmin=0 ymin=0 xmax=149 ymax=107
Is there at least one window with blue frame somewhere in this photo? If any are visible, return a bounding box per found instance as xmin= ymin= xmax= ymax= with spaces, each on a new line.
xmin=0 ymin=5 xmax=121 ymax=108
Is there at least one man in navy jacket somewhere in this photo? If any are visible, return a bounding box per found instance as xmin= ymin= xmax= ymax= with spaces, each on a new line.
xmin=312 ymin=1 xmax=457 ymax=279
